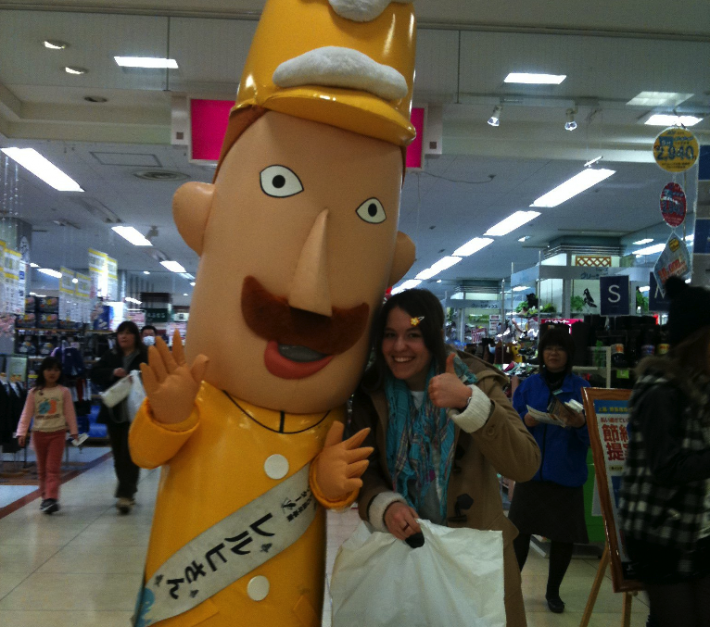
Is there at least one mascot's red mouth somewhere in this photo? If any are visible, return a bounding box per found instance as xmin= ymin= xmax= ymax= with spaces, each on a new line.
xmin=241 ymin=276 xmax=369 ymax=379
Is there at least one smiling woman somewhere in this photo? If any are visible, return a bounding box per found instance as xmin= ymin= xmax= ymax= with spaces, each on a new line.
xmin=351 ymin=288 xmax=541 ymax=627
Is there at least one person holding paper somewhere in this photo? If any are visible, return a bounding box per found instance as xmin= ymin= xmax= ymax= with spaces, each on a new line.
xmin=351 ymin=288 xmax=540 ymax=627
xmin=508 ymin=326 xmax=590 ymax=614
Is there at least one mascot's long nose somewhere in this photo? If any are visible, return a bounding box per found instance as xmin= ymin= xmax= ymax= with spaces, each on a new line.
xmin=288 ymin=209 xmax=332 ymax=317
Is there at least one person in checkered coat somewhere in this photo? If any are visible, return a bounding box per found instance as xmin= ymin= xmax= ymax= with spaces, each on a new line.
xmin=619 ymin=276 xmax=710 ymax=627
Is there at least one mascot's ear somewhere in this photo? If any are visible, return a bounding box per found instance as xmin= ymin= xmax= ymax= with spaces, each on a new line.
xmin=388 ymin=231 xmax=416 ymax=286
xmin=173 ymin=182 xmax=214 ymax=256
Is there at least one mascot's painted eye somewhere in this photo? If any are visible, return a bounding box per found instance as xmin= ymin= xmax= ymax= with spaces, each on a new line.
xmin=356 ymin=198 xmax=386 ymax=224
xmin=260 ymin=165 xmax=304 ymax=198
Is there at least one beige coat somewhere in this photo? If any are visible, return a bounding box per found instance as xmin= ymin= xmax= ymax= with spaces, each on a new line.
xmin=351 ymin=353 xmax=541 ymax=627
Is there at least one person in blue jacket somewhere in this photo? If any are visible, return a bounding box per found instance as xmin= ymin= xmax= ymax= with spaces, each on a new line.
xmin=508 ymin=325 xmax=590 ymax=614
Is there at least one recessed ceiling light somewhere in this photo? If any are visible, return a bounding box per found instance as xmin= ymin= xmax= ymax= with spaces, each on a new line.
xmin=485 ymin=211 xmax=541 ymax=237
xmin=531 ymin=168 xmax=615 ymax=208
xmin=72 ymin=278 xmax=78 ymax=284
xmin=183 ymin=293 xmax=188 ymax=296
xmin=1 ymin=147 xmax=84 ymax=192
xmin=65 ymin=66 xmax=88 ymax=75
xmin=416 ymin=256 xmax=462 ymax=281
xmin=633 ymin=239 xmax=653 ymax=245
xmin=518 ymin=236 xmax=531 ymax=242
xmin=645 ymin=114 xmax=702 ymax=127
xmin=161 ymin=260 xmax=186 ymax=273
xmin=44 ymin=39 xmax=68 ymax=50
xmin=112 ymin=226 xmax=152 ymax=247
xmin=453 ymin=237 xmax=494 ymax=257
xmin=190 ymin=282 xmax=196 ymax=286
xmin=114 ymin=56 xmax=178 ymax=69
xmin=627 ymin=92 xmax=694 ymax=107
xmin=391 ymin=280 xmax=422 ymax=295
xmin=143 ymin=271 xmax=150 ymax=275
xmin=84 ymin=96 xmax=107 ymax=103
xmin=504 ymin=73 xmax=566 ymax=85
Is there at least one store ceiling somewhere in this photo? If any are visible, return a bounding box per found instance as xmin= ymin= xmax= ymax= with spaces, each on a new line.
xmin=0 ymin=0 xmax=709 ymax=304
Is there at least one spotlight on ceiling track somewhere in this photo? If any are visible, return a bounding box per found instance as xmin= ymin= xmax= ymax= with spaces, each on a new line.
xmin=565 ymin=108 xmax=578 ymax=132
xmin=487 ymin=105 xmax=503 ymax=128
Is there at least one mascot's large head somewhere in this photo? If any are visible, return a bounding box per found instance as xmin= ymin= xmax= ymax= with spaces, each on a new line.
xmin=174 ymin=0 xmax=417 ymax=413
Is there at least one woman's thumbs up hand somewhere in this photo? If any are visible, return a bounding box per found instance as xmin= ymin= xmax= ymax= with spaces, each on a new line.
xmin=428 ymin=353 xmax=473 ymax=410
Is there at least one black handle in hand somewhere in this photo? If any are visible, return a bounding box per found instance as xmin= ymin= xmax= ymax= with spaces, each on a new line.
xmin=405 ymin=532 xmax=425 ymax=549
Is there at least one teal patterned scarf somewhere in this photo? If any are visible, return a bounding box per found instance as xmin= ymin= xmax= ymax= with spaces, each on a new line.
xmin=385 ymin=354 xmax=478 ymax=521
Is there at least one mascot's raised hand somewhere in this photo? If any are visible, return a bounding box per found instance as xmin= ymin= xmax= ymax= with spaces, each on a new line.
xmin=315 ymin=422 xmax=373 ymax=500
xmin=140 ymin=330 xmax=209 ymax=425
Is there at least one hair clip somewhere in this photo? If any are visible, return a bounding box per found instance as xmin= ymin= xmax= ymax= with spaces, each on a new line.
xmin=410 ymin=316 xmax=425 ymax=327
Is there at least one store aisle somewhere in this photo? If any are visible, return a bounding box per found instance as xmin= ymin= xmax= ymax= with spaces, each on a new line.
xmin=1 ymin=454 xmax=649 ymax=627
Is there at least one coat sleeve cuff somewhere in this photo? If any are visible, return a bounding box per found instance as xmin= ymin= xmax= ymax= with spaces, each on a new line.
xmin=309 ymin=460 xmax=358 ymax=512
xmin=447 ymin=384 xmax=493 ymax=433
xmin=367 ymin=491 xmax=407 ymax=532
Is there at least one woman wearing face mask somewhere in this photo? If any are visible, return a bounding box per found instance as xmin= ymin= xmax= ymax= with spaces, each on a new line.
xmin=92 ymin=321 xmax=147 ymax=514
xmin=619 ymin=278 xmax=710 ymax=627
xmin=508 ymin=326 xmax=590 ymax=614
xmin=351 ymin=289 xmax=540 ymax=627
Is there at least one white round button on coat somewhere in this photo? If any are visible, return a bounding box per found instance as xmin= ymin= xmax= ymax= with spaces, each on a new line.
xmin=264 ymin=454 xmax=289 ymax=480
xmin=247 ymin=576 xmax=270 ymax=601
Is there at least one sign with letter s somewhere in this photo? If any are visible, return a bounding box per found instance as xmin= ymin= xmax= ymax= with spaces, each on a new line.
xmin=600 ymin=276 xmax=630 ymax=316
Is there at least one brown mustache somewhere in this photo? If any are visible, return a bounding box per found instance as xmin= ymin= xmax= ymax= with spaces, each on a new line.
xmin=241 ymin=276 xmax=370 ymax=356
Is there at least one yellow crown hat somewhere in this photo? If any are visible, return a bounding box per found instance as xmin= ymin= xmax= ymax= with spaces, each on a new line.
xmin=219 ymin=0 xmax=416 ymax=164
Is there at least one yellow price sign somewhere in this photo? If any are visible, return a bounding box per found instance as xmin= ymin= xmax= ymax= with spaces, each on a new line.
xmin=653 ymin=127 xmax=699 ymax=173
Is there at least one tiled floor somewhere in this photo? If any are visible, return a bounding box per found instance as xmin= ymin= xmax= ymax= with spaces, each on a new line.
xmin=0 ymin=450 xmax=650 ymax=627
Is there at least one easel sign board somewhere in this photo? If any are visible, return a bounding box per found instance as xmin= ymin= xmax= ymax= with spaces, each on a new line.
xmin=581 ymin=388 xmax=644 ymax=593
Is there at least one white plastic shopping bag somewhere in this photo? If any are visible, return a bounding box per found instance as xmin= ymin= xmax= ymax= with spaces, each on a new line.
xmin=125 ymin=370 xmax=147 ymax=422
xmin=330 ymin=520 xmax=506 ymax=627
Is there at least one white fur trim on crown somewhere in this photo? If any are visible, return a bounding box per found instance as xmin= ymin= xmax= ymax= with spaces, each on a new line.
xmin=329 ymin=0 xmax=412 ymax=23
xmin=368 ymin=491 xmax=407 ymax=532
xmin=273 ymin=46 xmax=408 ymax=101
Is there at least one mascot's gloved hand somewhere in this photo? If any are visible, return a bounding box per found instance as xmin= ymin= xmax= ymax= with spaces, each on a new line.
xmin=314 ymin=422 xmax=373 ymax=501
xmin=140 ymin=330 xmax=210 ymax=425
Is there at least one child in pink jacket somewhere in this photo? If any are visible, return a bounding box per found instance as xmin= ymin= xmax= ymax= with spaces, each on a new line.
xmin=17 ymin=356 xmax=78 ymax=514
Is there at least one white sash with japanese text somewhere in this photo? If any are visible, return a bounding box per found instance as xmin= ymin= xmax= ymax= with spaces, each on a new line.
xmin=135 ymin=462 xmax=315 ymax=625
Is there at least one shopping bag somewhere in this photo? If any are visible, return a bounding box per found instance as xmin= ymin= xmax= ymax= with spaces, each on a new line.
xmin=330 ymin=520 xmax=506 ymax=627
xmin=126 ymin=370 xmax=146 ymax=422
xmin=99 ymin=375 xmax=133 ymax=408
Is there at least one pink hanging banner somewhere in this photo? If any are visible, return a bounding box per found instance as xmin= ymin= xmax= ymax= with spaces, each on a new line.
xmin=190 ymin=100 xmax=426 ymax=169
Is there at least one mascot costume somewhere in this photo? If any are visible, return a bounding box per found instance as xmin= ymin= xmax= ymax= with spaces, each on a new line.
xmin=130 ymin=1 xmax=417 ymax=625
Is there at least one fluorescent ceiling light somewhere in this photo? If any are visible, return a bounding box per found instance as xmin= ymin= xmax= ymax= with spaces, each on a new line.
xmin=504 ymin=73 xmax=566 ymax=85
xmin=161 ymin=260 xmax=186 ymax=273
xmin=531 ymin=168 xmax=615 ymax=208
xmin=43 ymin=40 xmax=68 ymax=50
xmin=112 ymin=226 xmax=152 ymax=247
xmin=633 ymin=239 xmax=653 ymax=245
xmin=64 ymin=66 xmax=87 ymax=75
xmin=633 ymin=243 xmax=666 ymax=256
xmin=1 ymin=148 xmax=84 ymax=192
xmin=183 ymin=293 xmax=188 ymax=296
xmin=143 ymin=271 xmax=150 ymax=275
xmin=453 ymin=237 xmax=494 ymax=257
xmin=512 ymin=286 xmax=530 ymax=292
xmin=627 ymin=92 xmax=694 ymax=107
xmin=485 ymin=211 xmax=540 ymax=237
xmin=125 ymin=297 xmax=142 ymax=305
xmin=645 ymin=114 xmax=702 ymax=127
xmin=190 ymin=282 xmax=196 ymax=286
xmin=30 ymin=262 xmax=40 ymax=268
xmin=180 ymin=272 xmax=195 ymax=280
xmin=39 ymin=268 xmax=62 ymax=279
xmin=391 ymin=279 xmax=422 ymax=295
xmin=518 ymin=236 xmax=531 ymax=242
xmin=416 ymin=256 xmax=462 ymax=281
xmin=114 ymin=56 xmax=178 ymax=69
xmin=639 ymin=286 xmax=650 ymax=293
